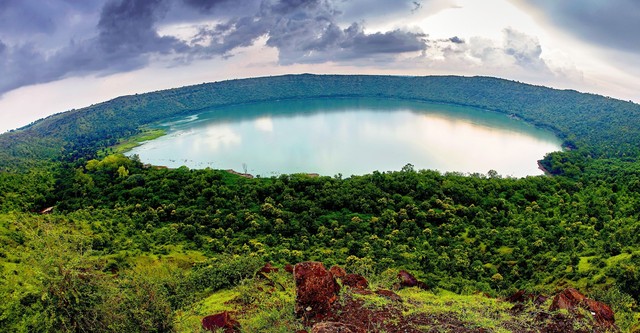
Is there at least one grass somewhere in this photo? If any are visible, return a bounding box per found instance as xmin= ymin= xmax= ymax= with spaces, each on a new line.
xmin=174 ymin=289 xmax=239 ymax=332
xmin=497 ymin=246 xmax=514 ymax=255
xmin=577 ymin=256 xmax=596 ymax=272
xmin=605 ymin=252 xmax=632 ymax=266
xmin=350 ymin=290 xmax=391 ymax=310
xmin=102 ymin=127 xmax=166 ymax=156
xmin=399 ymin=288 xmax=516 ymax=332
xmin=171 ymin=266 xmax=634 ymax=333
xmin=132 ymin=245 xmax=206 ymax=268
xmin=175 ymin=270 xmax=304 ymax=333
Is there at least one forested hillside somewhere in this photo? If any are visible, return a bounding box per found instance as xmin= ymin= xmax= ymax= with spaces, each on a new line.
xmin=3 ymin=75 xmax=640 ymax=169
xmin=1 ymin=75 xmax=639 ymax=332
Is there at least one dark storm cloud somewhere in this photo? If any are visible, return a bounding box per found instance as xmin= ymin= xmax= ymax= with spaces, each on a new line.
xmin=182 ymin=0 xmax=235 ymax=12
xmin=342 ymin=25 xmax=427 ymax=54
xmin=519 ymin=0 xmax=640 ymax=53
xmin=0 ymin=0 xmax=188 ymax=95
xmin=0 ymin=0 xmax=427 ymax=96
xmin=172 ymin=0 xmax=262 ymax=21
xmin=191 ymin=15 xmax=271 ymax=56
xmin=97 ymin=0 xmax=186 ymax=56
xmin=0 ymin=43 xmax=48 ymax=94
xmin=0 ymin=0 xmax=56 ymax=35
xmin=196 ymin=0 xmax=427 ymax=64
xmin=0 ymin=0 xmax=103 ymax=39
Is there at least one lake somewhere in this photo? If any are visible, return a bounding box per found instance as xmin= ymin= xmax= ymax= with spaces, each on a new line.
xmin=127 ymin=98 xmax=562 ymax=177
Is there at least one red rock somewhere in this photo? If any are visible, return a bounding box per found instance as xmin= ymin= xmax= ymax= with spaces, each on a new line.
xmin=550 ymin=288 xmax=586 ymax=311
xmin=397 ymin=270 xmax=418 ymax=287
xmin=201 ymin=311 xmax=239 ymax=332
xmin=506 ymin=290 xmax=546 ymax=304
xmin=294 ymin=261 xmax=340 ymax=319
xmin=285 ymin=263 xmax=295 ymax=273
xmin=329 ymin=265 xmax=347 ymax=278
xmin=550 ymin=288 xmax=616 ymax=328
xmin=535 ymin=295 xmax=549 ymax=305
xmin=506 ymin=290 xmax=528 ymax=303
xmin=416 ymin=281 xmax=429 ymax=290
xmin=376 ymin=289 xmax=402 ymax=302
xmin=584 ymin=298 xmax=616 ymax=327
xmin=311 ymin=321 xmax=355 ymax=333
xmin=342 ymin=274 xmax=369 ymax=290
xmin=259 ymin=262 xmax=279 ymax=274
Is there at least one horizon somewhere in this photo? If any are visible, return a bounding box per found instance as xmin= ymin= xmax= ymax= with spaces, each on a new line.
xmin=7 ymin=72 xmax=639 ymax=134
xmin=1 ymin=0 xmax=639 ymax=133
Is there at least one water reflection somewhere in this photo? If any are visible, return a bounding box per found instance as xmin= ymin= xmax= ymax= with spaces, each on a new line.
xmin=128 ymin=98 xmax=562 ymax=177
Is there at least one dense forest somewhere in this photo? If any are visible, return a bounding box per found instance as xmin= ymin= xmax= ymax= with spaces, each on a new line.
xmin=1 ymin=74 xmax=640 ymax=332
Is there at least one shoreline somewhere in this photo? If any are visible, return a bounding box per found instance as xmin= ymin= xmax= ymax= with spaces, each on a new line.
xmin=537 ymin=161 xmax=551 ymax=176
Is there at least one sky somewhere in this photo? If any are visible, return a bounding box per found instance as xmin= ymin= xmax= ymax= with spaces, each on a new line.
xmin=0 ymin=0 xmax=638 ymax=133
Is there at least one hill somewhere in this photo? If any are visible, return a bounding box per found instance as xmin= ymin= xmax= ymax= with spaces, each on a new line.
xmin=1 ymin=75 xmax=639 ymax=332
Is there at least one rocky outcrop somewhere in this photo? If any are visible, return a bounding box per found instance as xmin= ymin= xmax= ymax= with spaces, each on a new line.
xmin=204 ymin=263 xmax=614 ymax=333
xmin=201 ymin=311 xmax=239 ymax=332
xmin=398 ymin=269 xmax=418 ymax=287
xmin=396 ymin=270 xmax=428 ymax=290
xmin=341 ymin=274 xmax=369 ymax=290
xmin=550 ymin=288 xmax=586 ymax=310
xmin=506 ymin=290 xmax=548 ymax=305
xmin=584 ymin=298 xmax=615 ymax=327
xmin=329 ymin=265 xmax=346 ymax=279
xmin=285 ymin=263 xmax=295 ymax=273
xmin=397 ymin=270 xmax=417 ymax=287
xmin=294 ymin=262 xmax=340 ymax=320
xmin=550 ymin=288 xmax=615 ymax=328
xmin=259 ymin=262 xmax=279 ymax=274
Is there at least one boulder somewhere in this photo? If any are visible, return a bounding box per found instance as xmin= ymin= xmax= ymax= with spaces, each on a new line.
xmin=550 ymin=288 xmax=586 ymax=311
xmin=201 ymin=311 xmax=239 ymax=332
xmin=397 ymin=270 xmax=418 ymax=287
xmin=285 ymin=263 xmax=295 ymax=273
xmin=342 ymin=274 xmax=369 ymax=290
xmin=550 ymin=288 xmax=615 ymax=328
xmin=311 ymin=322 xmax=355 ymax=333
xmin=415 ymin=281 xmax=429 ymax=290
xmin=259 ymin=262 xmax=279 ymax=274
xmin=329 ymin=265 xmax=347 ymax=279
xmin=535 ymin=295 xmax=549 ymax=305
xmin=397 ymin=270 xmax=429 ymax=290
xmin=294 ymin=262 xmax=340 ymax=319
xmin=584 ymin=298 xmax=615 ymax=327
xmin=376 ymin=289 xmax=402 ymax=302
xmin=506 ymin=290 xmax=528 ymax=303
xmin=506 ymin=290 xmax=548 ymax=305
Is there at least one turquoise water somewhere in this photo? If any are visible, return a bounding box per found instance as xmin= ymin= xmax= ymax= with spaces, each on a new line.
xmin=127 ymin=98 xmax=562 ymax=177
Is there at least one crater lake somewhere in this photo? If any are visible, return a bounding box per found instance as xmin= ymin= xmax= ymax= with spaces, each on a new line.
xmin=127 ymin=98 xmax=562 ymax=177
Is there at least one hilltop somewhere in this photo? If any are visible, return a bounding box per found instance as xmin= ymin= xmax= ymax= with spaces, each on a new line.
xmin=1 ymin=75 xmax=639 ymax=332
xmin=180 ymin=261 xmax=618 ymax=332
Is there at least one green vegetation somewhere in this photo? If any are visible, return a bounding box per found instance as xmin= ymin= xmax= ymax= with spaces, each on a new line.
xmin=103 ymin=127 xmax=166 ymax=156
xmin=1 ymin=74 xmax=640 ymax=331
xmin=175 ymin=268 xmax=621 ymax=332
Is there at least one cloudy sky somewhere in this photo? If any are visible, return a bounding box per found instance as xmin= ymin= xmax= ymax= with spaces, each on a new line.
xmin=0 ymin=0 xmax=638 ymax=133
